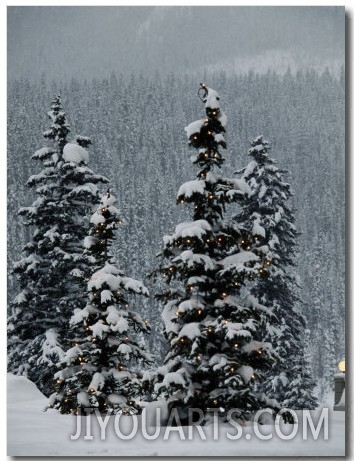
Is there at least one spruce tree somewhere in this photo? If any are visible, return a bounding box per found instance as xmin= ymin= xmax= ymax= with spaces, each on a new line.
xmin=48 ymin=191 xmax=153 ymax=414
xmin=7 ymin=95 xmax=108 ymax=395
xmin=236 ymin=136 xmax=318 ymax=410
xmin=282 ymin=329 xmax=318 ymax=409
xmin=151 ymin=84 xmax=279 ymax=421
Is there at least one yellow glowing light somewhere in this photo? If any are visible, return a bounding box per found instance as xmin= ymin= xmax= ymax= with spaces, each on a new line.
xmin=338 ymin=359 xmax=345 ymax=373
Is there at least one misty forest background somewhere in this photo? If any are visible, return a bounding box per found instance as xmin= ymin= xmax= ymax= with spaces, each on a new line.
xmin=7 ymin=6 xmax=345 ymax=401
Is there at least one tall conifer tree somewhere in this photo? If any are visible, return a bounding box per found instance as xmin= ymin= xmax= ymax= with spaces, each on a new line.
xmin=152 ymin=85 xmax=278 ymax=421
xmin=235 ymin=136 xmax=318 ymax=410
xmin=49 ymin=191 xmax=153 ymax=414
xmin=8 ymin=95 xmax=108 ymax=395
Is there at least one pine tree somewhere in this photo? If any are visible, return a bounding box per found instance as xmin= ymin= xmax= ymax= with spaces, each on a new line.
xmin=48 ymin=190 xmax=153 ymax=414
xmin=7 ymin=94 xmax=108 ymax=395
xmin=151 ymin=84 xmax=279 ymax=421
xmin=282 ymin=329 xmax=318 ymax=409
xmin=236 ymin=135 xmax=318 ymax=410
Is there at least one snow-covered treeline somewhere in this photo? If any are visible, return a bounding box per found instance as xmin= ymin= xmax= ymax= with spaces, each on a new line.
xmin=7 ymin=69 xmax=344 ymax=399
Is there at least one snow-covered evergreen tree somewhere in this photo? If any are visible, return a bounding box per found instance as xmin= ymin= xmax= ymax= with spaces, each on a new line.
xmin=7 ymin=95 xmax=108 ymax=395
xmin=49 ymin=191 xmax=153 ymax=414
xmin=235 ymin=136 xmax=318 ymax=410
xmin=151 ymin=84 xmax=279 ymax=421
xmin=282 ymin=329 xmax=318 ymax=409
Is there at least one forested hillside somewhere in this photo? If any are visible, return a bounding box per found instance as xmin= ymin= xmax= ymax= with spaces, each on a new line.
xmin=7 ymin=68 xmax=344 ymax=399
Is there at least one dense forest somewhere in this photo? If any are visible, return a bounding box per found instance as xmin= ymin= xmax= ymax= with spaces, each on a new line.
xmin=7 ymin=68 xmax=344 ymax=400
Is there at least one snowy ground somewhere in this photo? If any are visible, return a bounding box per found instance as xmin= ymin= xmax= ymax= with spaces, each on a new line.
xmin=7 ymin=374 xmax=345 ymax=457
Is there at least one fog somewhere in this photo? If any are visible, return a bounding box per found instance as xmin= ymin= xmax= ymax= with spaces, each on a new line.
xmin=8 ymin=6 xmax=344 ymax=80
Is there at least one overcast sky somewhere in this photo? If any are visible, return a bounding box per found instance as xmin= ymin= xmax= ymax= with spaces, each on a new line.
xmin=7 ymin=6 xmax=344 ymax=80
